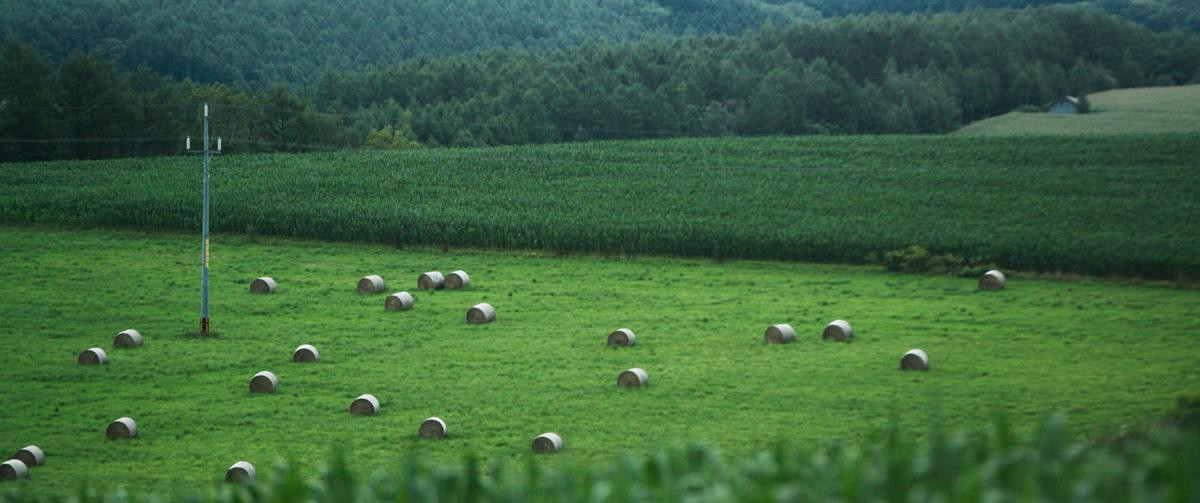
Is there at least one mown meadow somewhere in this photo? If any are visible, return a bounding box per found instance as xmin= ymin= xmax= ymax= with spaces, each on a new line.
xmin=1 ymin=134 xmax=1199 ymax=280
xmin=957 ymin=84 xmax=1200 ymax=136
xmin=1 ymin=226 xmax=1197 ymax=498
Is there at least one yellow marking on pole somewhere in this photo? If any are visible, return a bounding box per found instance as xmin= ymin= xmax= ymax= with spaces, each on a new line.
xmin=205 ymin=239 xmax=210 ymax=267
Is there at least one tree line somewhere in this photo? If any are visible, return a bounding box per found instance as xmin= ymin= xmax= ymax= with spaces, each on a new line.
xmin=807 ymin=0 xmax=1200 ymax=31
xmin=1 ymin=1 xmax=1195 ymax=88
xmin=2 ymin=5 xmax=1198 ymax=161
xmin=0 ymin=40 xmax=348 ymax=161
xmin=314 ymin=6 xmax=1200 ymax=146
xmin=0 ymin=0 xmax=819 ymax=86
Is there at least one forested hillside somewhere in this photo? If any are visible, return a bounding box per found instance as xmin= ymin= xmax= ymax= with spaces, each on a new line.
xmin=0 ymin=0 xmax=818 ymax=86
xmin=321 ymin=6 xmax=1199 ymax=148
xmin=4 ymin=6 xmax=1195 ymax=160
xmin=0 ymin=0 xmax=1194 ymax=88
xmin=808 ymin=0 xmax=1200 ymax=31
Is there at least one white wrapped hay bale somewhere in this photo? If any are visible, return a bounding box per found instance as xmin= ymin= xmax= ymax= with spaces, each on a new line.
xmin=901 ymin=349 xmax=930 ymax=371
xmin=106 ymin=417 xmax=137 ymax=439
xmin=292 ymin=344 xmax=320 ymax=363
xmin=12 ymin=446 xmax=44 ymax=468
xmin=467 ymin=303 xmax=496 ymax=324
xmin=385 ymin=291 xmax=415 ymax=311
xmin=607 ymin=328 xmax=636 ymax=347
xmin=225 ymin=461 xmax=256 ymax=483
xmin=78 ymin=347 xmax=108 ymax=365
xmin=418 ymin=271 xmax=445 ymax=290
xmin=979 ymin=270 xmax=1006 ymax=291
xmin=822 ymin=320 xmax=854 ymax=342
xmin=250 ymin=277 xmax=277 ymax=294
xmin=445 ymin=270 xmax=470 ymax=290
xmin=419 ymin=417 xmax=448 ymax=439
xmin=357 ymin=275 xmax=386 ymax=294
xmin=249 ymin=371 xmax=278 ymax=393
xmin=531 ymin=432 xmax=563 ymax=454
xmin=0 ymin=459 xmax=28 ymax=481
xmin=113 ymin=329 xmax=143 ymax=348
xmin=349 ymin=394 xmax=380 ymax=415
xmin=763 ymin=324 xmax=795 ymax=344
xmin=617 ymin=368 xmax=649 ymax=388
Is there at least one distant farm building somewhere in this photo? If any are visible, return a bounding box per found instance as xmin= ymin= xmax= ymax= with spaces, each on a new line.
xmin=1048 ymin=96 xmax=1082 ymax=114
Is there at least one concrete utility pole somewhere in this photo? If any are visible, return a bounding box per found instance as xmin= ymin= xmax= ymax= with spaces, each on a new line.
xmin=186 ymin=104 xmax=221 ymax=335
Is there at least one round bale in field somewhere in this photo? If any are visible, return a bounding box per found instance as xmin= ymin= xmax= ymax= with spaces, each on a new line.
xmin=78 ymin=347 xmax=108 ymax=365
xmin=357 ymin=275 xmax=386 ymax=294
xmin=617 ymin=368 xmax=649 ymax=388
xmin=250 ymin=277 xmax=277 ymax=294
xmin=419 ymin=417 xmax=447 ymax=439
xmin=418 ymin=271 xmax=445 ymax=290
xmin=979 ymin=270 xmax=1006 ymax=291
xmin=607 ymin=328 xmax=636 ymax=347
xmin=292 ymin=344 xmax=320 ymax=362
xmin=385 ymin=291 xmax=415 ymax=311
xmin=467 ymin=303 xmax=496 ymax=324
xmin=225 ymin=461 xmax=256 ymax=483
xmin=901 ymin=349 xmax=930 ymax=371
xmin=531 ymin=432 xmax=563 ymax=454
xmin=106 ymin=417 xmax=137 ymax=439
xmin=249 ymin=371 xmax=278 ymax=393
xmin=12 ymin=446 xmax=44 ymax=468
xmin=764 ymin=324 xmax=795 ymax=344
xmin=0 ymin=459 xmax=28 ymax=481
xmin=822 ymin=320 xmax=854 ymax=342
xmin=349 ymin=394 xmax=380 ymax=415
xmin=113 ymin=329 xmax=143 ymax=348
xmin=445 ymin=270 xmax=470 ymax=290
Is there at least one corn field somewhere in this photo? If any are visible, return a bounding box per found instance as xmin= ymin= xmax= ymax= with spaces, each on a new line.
xmin=1 ymin=134 xmax=1197 ymax=278
xmin=4 ymin=415 xmax=1197 ymax=502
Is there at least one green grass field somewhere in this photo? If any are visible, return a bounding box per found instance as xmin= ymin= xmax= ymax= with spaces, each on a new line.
xmin=956 ymin=84 xmax=1200 ymax=136
xmin=2 ymin=226 xmax=1197 ymax=497
xmin=2 ymin=134 xmax=1199 ymax=279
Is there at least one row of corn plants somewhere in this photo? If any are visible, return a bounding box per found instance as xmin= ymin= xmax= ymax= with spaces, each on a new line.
xmin=4 ymin=412 xmax=1198 ymax=502
xmin=1 ymin=134 xmax=1197 ymax=278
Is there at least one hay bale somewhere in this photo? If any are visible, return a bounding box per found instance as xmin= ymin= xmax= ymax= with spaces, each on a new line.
xmin=385 ymin=291 xmax=415 ymax=311
xmin=292 ymin=344 xmax=320 ymax=363
xmin=11 ymin=446 xmax=44 ymax=468
xmin=225 ymin=461 xmax=256 ymax=483
xmin=0 ymin=460 xmax=28 ymax=481
xmin=445 ymin=270 xmax=470 ymax=290
xmin=349 ymin=394 xmax=380 ymax=415
xmin=467 ymin=303 xmax=496 ymax=324
xmin=822 ymin=320 xmax=854 ymax=342
xmin=979 ymin=270 xmax=1006 ymax=291
xmin=249 ymin=371 xmax=278 ymax=393
xmin=900 ymin=349 xmax=930 ymax=371
xmin=617 ymin=368 xmax=649 ymax=388
xmin=531 ymin=432 xmax=563 ymax=454
xmin=113 ymin=329 xmax=143 ymax=348
xmin=419 ymin=417 xmax=448 ymax=439
xmin=78 ymin=347 xmax=108 ymax=365
xmin=607 ymin=328 xmax=636 ymax=347
xmin=106 ymin=417 xmax=137 ymax=439
xmin=250 ymin=277 xmax=277 ymax=294
xmin=357 ymin=275 xmax=386 ymax=294
xmin=418 ymin=271 xmax=445 ymax=290
xmin=763 ymin=324 xmax=795 ymax=344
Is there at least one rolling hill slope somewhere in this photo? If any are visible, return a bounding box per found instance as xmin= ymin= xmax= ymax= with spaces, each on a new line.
xmin=956 ymin=84 xmax=1200 ymax=135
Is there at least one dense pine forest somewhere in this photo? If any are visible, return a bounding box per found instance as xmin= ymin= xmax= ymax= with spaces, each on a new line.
xmin=1 ymin=3 xmax=1198 ymax=160
xmin=1 ymin=0 xmax=1195 ymax=87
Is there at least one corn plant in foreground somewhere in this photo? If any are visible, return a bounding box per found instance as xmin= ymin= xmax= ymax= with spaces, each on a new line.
xmin=8 ymin=414 xmax=1196 ymax=503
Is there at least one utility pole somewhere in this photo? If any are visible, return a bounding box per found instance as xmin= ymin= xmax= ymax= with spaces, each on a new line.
xmin=186 ymin=103 xmax=221 ymax=335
